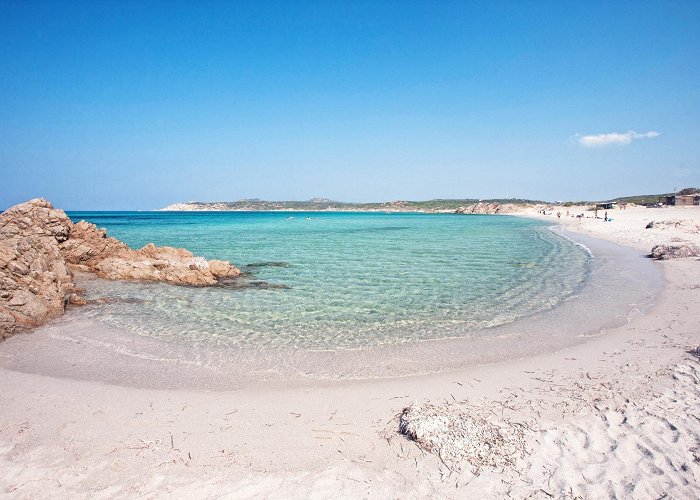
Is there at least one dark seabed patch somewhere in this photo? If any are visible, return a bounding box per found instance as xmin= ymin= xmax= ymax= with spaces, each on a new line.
xmin=243 ymin=261 xmax=291 ymax=270
xmin=90 ymin=297 xmax=146 ymax=305
xmin=216 ymin=276 xmax=291 ymax=290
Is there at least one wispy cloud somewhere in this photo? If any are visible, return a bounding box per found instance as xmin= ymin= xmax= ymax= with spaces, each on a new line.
xmin=577 ymin=130 xmax=660 ymax=147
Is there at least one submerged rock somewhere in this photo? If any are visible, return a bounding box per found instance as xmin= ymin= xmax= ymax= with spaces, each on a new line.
xmin=90 ymin=297 xmax=146 ymax=305
xmin=650 ymin=243 xmax=700 ymax=260
xmin=216 ymin=277 xmax=290 ymax=290
xmin=0 ymin=198 xmax=241 ymax=339
xmin=243 ymin=261 xmax=290 ymax=269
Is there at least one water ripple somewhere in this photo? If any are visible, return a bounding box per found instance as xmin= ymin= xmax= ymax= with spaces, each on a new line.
xmin=70 ymin=212 xmax=590 ymax=349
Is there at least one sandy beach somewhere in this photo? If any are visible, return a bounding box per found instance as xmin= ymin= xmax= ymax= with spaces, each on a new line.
xmin=1 ymin=205 xmax=699 ymax=498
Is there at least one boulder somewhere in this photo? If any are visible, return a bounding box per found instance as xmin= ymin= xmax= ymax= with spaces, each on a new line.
xmin=650 ymin=243 xmax=700 ymax=260
xmin=0 ymin=199 xmax=76 ymax=338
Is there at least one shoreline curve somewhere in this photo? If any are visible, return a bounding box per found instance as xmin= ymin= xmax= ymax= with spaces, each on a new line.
xmin=0 ymin=224 xmax=664 ymax=391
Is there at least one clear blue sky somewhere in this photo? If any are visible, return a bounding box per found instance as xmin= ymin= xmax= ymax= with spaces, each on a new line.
xmin=1 ymin=1 xmax=698 ymax=209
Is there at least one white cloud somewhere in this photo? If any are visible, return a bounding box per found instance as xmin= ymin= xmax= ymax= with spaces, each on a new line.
xmin=577 ymin=130 xmax=660 ymax=147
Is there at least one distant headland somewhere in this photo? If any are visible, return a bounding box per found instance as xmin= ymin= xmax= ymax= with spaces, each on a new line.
xmin=158 ymin=198 xmax=545 ymax=213
xmin=157 ymin=190 xmax=694 ymax=213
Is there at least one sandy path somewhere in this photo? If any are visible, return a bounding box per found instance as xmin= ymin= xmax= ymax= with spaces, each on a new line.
xmin=1 ymin=206 xmax=699 ymax=498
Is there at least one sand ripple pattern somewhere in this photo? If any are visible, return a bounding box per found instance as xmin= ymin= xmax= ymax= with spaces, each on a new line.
xmin=380 ymin=357 xmax=700 ymax=498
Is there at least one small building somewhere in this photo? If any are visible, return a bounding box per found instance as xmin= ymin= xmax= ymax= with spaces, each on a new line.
xmin=660 ymin=195 xmax=674 ymax=205
xmin=595 ymin=202 xmax=617 ymax=210
xmin=661 ymin=194 xmax=700 ymax=206
xmin=677 ymin=194 xmax=700 ymax=206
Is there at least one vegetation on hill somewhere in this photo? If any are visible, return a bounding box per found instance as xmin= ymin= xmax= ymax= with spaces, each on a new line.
xmin=560 ymin=187 xmax=699 ymax=207
xmin=610 ymin=187 xmax=698 ymax=205
xmin=159 ymin=188 xmax=699 ymax=212
xmin=610 ymin=193 xmax=674 ymax=205
xmin=161 ymin=198 xmax=546 ymax=212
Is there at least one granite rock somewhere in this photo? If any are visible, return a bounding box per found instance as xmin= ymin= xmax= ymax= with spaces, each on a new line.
xmin=0 ymin=199 xmax=76 ymax=338
xmin=61 ymin=223 xmax=240 ymax=285
xmin=1 ymin=199 xmax=241 ymax=339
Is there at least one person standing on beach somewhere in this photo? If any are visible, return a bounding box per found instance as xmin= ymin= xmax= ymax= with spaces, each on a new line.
xmin=557 ymin=212 xmax=561 ymax=219
xmin=604 ymin=211 xmax=608 ymax=222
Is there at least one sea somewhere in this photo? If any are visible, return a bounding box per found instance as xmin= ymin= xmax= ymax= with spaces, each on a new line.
xmin=65 ymin=211 xmax=591 ymax=350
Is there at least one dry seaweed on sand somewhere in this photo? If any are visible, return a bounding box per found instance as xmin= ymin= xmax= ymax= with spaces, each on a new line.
xmin=688 ymin=346 xmax=700 ymax=361
xmin=398 ymin=402 xmax=526 ymax=471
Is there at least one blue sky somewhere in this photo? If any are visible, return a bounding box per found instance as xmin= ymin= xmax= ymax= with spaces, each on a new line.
xmin=1 ymin=1 xmax=698 ymax=209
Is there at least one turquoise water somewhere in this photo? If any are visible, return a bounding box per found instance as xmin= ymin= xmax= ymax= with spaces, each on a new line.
xmin=66 ymin=211 xmax=590 ymax=349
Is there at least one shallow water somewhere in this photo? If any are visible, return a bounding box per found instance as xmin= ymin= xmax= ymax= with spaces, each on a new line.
xmin=65 ymin=211 xmax=590 ymax=349
xmin=0 ymin=219 xmax=663 ymax=388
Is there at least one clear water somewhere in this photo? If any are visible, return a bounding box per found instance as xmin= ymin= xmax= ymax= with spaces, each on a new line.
xmin=66 ymin=211 xmax=591 ymax=350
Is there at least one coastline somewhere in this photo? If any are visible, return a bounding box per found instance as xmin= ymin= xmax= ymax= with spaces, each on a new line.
xmin=1 ymin=207 xmax=699 ymax=497
xmin=0 ymin=228 xmax=662 ymax=390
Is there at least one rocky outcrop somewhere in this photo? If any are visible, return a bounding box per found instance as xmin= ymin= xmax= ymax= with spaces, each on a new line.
xmin=1 ymin=199 xmax=241 ymax=339
xmin=61 ymin=221 xmax=239 ymax=285
xmin=455 ymin=202 xmax=515 ymax=215
xmin=650 ymin=243 xmax=700 ymax=260
xmin=0 ymin=199 xmax=77 ymax=338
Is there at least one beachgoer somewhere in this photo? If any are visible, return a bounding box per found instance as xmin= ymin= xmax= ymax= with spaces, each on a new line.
xmin=604 ymin=211 xmax=608 ymax=222
xmin=557 ymin=212 xmax=561 ymax=219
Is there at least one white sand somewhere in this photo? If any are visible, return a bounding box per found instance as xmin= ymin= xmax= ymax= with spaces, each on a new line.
xmin=522 ymin=203 xmax=700 ymax=253
xmin=1 ymin=205 xmax=699 ymax=498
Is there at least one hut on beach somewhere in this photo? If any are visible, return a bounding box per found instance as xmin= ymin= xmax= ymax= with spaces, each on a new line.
xmin=595 ymin=202 xmax=617 ymax=210
xmin=660 ymin=194 xmax=700 ymax=206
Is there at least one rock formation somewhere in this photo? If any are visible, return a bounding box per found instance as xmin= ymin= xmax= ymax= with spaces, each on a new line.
xmin=61 ymin=221 xmax=239 ymax=285
xmin=1 ymin=198 xmax=240 ymax=339
xmin=650 ymin=243 xmax=700 ymax=260
xmin=0 ymin=199 xmax=77 ymax=338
